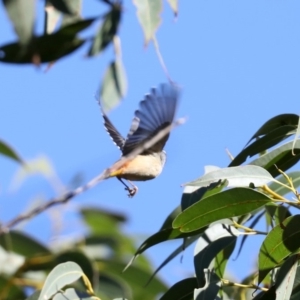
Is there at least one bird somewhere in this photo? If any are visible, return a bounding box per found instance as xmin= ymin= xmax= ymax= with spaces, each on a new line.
xmin=100 ymin=83 xmax=180 ymax=197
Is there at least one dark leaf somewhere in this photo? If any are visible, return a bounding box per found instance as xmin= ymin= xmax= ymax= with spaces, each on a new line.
xmin=0 ymin=18 xmax=96 ymax=64
xmin=125 ymin=227 xmax=205 ymax=271
xmin=250 ymin=140 xmax=300 ymax=178
xmin=0 ymin=139 xmax=23 ymax=164
xmin=47 ymin=0 xmax=77 ymax=15
xmin=245 ymin=114 xmax=299 ymax=146
xmin=193 ymin=269 xmax=221 ymax=300
xmin=146 ymin=235 xmax=200 ymax=285
xmin=159 ymin=277 xmax=198 ymax=300
xmin=88 ymin=5 xmax=121 ymax=56
xmin=0 ymin=275 xmax=26 ymax=300
xmin=0 ymin=230 xmax=51 ymax=257
xmin=181 ymin=181 xmax=225 ymax=211
xmin=194 ymin=224 xmax=238 ymax=286
xmin=98 ymin=259 xmax=167 ymax=300
xmin=229 ymin=125 xmax=296 ymax=167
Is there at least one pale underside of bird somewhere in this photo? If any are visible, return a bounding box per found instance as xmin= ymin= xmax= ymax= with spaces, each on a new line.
xmin=100 ymin=83 xmax=180 ymax=197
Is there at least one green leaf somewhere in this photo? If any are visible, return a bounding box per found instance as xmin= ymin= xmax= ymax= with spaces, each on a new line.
xmin=0 ymin=275 xmax=26 ymax=300
xmin=0 ymin=18 xmax=96 ymax=64
xmin=126 ymin=227 xmax=205 ymax=270
xmin=57 ymin=17 xmax=96 ymax=36
xmin=80 ymin=207 xmax=126 ymax=235
xmin=95 ymin=273 xmax=130 ymax=300
xmin=159 ymin=205 xmax=181 ymax=230
xmin=245 ymin=114 xmax=299 ymax=146
xmin=146 ymin=235 xmax=200 ymax=285
xmin=0 ymin=37 xmax=84 ymax=64
xmin=229 ymin=125 xmax=296 ymax=167
xmin=214 ymin=236 xmax=237 ymax=280
xmin=268 ymin=171 xmax=300 ymax=196
xmin=265 ymin=203 xmax=291 ymax=227
xmin=0 ymin=230 xmax=51 ymax=257
xmin=185 ymin=165 xmax=274 ymax=188
xmin=258 ymin=215 xmax=300 ymax=284
xmin=181 ymin=181 xmax=226 ymax=211
xmin=159 ymin=277 xmax=198 ymax=300
xmin=292 ymin=113 xmax=300 ymax=155
xmin=55 ymin=250 xmax=97 ymax=288
xmin=194 ymin=224 xmax=238 ymax=286
xmin=3 ymin=0 xmax=35 ymax=44
xmin=88 ymin=5 xmax=121 ymax=56
xmin=173 ymin=188 xmax=272 ymax=233
xmin=166 ymin=0 xmax=178 ymax=16
xmin=99 ymin=259 xmax=167 ymax=300
xmin=26 ymin=290 xmax=40 ymax=300
xmin=82 ymin=235 xmax=119 ymax=258
xmin=0 ymin=139 xmax=23 ymax=164
xmin=133 ymin=0 xmax=162 ymax=45
xmin=99 ymin=59 xmax=127 ymax=113
xmin=250 ymin=139 xmax=300 ymax=178
xmin=38 ymin=262 xmax=83 ymax=300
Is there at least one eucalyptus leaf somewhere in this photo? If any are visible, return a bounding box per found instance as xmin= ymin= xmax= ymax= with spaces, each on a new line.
xmin=185 ymin=165 xmax=274 ymax=188
xmin=38 ymin=262 xmax=83 ymax=300
xmin=275 ymin=255 xmax=298 ymax=300
xmin=0 ymin=139 xmax=23 ymax=164
xmin=245 ymin=114 xmax=299 ymax=146
xmin=133 ymin=0 xmax=162 ymax=45
xmin=3 ymin=0 xmax=35 ymax=44
xmin=194 ymin=224 xmax=239 ymax=286
xmin=258 ymin=215 xmax=300 ymax=284
xmin=173 ymin=188 xmax=272 ymax=233
xmin=249 ymin=139 xmax=300 ymax=178
xmin=99 ymin=59 xmax=127 ymax=113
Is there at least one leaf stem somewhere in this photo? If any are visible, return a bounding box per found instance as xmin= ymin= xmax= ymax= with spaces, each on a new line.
xmin=221 ymin=278 xmax=268 ymax=292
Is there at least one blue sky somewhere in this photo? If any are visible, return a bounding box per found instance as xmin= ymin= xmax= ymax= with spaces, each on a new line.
xmin=1 ymin=0 xmax=300 ymax=287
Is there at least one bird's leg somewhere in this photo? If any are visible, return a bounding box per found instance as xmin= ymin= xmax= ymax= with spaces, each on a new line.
xmin=117 ymin=177 xmax=138 ymax=197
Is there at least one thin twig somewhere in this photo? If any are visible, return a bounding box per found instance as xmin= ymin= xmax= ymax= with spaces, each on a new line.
xmin=152 ymin=35 xmax=173 ymax=84
xmin=0 ymin=117 xmax=186 ymax=234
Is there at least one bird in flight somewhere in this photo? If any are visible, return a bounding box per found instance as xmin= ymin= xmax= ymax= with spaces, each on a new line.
xmin=100 ymin=83 xmax=180 ymax=197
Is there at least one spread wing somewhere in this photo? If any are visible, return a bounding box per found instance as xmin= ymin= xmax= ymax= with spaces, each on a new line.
xmin=102 ymin=111 xmax=125 ymax=150
xmin=122 ymin=83 xmax=180 ymax=156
